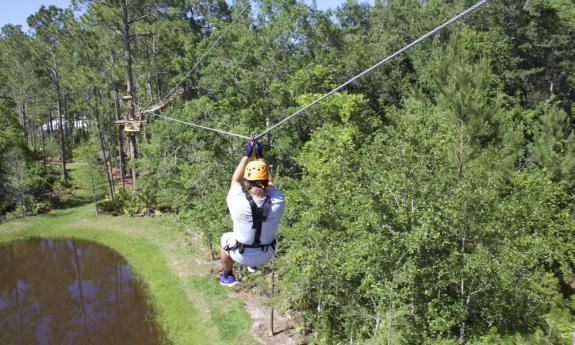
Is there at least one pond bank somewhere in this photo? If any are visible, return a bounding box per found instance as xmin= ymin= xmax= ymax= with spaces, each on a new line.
xmin=0 ymin=163 xmax=256 ymax=345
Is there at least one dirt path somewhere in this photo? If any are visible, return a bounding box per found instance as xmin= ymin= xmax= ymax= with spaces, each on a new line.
xmin=182 ymin=229 xmax=301 ymax=345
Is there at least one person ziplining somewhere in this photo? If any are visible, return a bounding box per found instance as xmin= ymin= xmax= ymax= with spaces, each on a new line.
xmin=140 ymin=0 xmax=489 ymax=286
xmin=219 ymin=139 xmax=286 ymax=286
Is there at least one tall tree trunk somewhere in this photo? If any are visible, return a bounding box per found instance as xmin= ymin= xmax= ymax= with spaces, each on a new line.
xmin=48 ymin=111 xmax=54 ymax=137
xmin=40 ymin=125 xmax=47 ymax=168
xmin=45 ymin=112 xmax=53 ymax=165
xmin=123 ymin=0 xmax=138 ymax=190
xmin=56 ymin=96 xmax=68 ymax=183
xmin=143 ymin=35 xmax=154 ymax=104
xmin=18 ymin=103 xmax=25 ymax=127
xmin=18 ymin=103 xmax=28 ymax=144
xmin=93 ymin=95 xmax=115 ymax=200
xmin=153 ymin=34 xmax=162 ymax=100
xmin=29 ymin=104 xmax=37 ymax=150
xmin=114 ymin=87 xmax=126 ymax=188
xmin=81 ymin=111 xmax=88 ymax=141
xmin=27 ymin=121 xmax=32 ymax=149
xmin=63 ymin=94 xmax=71 ymax=145
xmin=101 ymin=108 xmax=116 ymax=194
xmin=51 ymin=52 xmax=68 ymax=182
xmin=97 ymin=117 xmax=115 ymax=200
xmin=30 ymin=120 xmax=36 ymax=151
xmin=458 ymin=119 xmax=467 ymax=345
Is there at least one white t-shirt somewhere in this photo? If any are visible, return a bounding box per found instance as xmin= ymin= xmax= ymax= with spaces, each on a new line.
xmin=227 ymin=184 xmax=285 ymax=245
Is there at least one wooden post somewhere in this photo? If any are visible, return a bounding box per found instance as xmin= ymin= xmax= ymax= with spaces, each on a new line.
xmin=269 ymin=260 xmax=275 ymax=337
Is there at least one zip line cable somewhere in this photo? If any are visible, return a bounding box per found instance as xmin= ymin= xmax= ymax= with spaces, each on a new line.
xmin=153 ymin=0 xmax=487 ymax=141
xmin=158 ymin=2 xmax=251 ymax=105
xmin=254 ymin=0 xmax=487 ymax=140
xmin=148 ymin=3 xmax=251 ymax=138
xmin=152 ymin=112 xmax=251 ymax=139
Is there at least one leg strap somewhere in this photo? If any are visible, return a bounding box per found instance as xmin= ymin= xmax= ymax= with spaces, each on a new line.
xmin=224 ymin=239 xmax=276 ymax=254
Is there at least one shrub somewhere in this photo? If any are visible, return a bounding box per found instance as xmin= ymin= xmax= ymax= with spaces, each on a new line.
xmin=96 ymin=198 xmax=123 ymax=216
xmin=5 ymin=197 xmax=51 ymax=219
xmin=22 ymin=164 xmax=59 ymax=195
xmin=96 ymin=188 xmax=156 ymax=217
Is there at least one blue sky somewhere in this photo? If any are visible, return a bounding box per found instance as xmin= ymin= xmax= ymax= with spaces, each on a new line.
xmin=0 ymin=0 xmax=374 ymax=32
xmin=0 ymin=0 xmax=72 ymax=30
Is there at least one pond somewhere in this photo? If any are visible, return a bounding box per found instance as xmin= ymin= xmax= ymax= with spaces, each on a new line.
xmin=0 ymin=239 xmax=163 ymax=345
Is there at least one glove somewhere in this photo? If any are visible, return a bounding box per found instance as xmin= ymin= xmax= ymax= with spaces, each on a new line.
xmin=243 ymin=141 xmax=255 ymax=157
xmin=254 ymin=142 xmax=263 ymax=159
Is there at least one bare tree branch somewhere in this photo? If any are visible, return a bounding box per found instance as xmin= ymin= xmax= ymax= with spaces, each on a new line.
xmin=128 ymin=6 xmax=161 ymax=25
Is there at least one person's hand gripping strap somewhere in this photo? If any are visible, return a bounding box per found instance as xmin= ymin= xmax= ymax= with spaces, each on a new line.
xmin=250 ymin=132 xmax=264 ymax=159
xmin=243 ymin=137 xmax=255 ymax=157
xmin=244 ymin=132 xmax=263 ymax=159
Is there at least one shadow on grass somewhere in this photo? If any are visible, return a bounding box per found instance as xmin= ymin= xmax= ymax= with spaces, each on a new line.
xmin=41 ymin=203 xmax=96 ymax=221
xmin=53 ymin=168 xmax=105 ymax=210
xmin=53 ymin=194 xmax=94 ymax=210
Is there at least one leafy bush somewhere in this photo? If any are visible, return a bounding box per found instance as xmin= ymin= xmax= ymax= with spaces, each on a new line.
xmin=115 ymin=187 xmax=143 ymax=216
xmin=96 ymin=188 xmax=157 ymax=217
xmin=22 ymin=164 xmax=59 ymax=195
xmin=5 ymin=197 xmax=51 ymax=219
xmin=96 ymin=198 xmax=123 ymax=216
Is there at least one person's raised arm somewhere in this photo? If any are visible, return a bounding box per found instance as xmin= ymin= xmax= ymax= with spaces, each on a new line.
xmin=231 ymin=141 xmax=256 ymax=188
xmin=231 ymin=156 xmax=250 ymax=188
xmin=231 ymin=141 xmax=274 ymax=188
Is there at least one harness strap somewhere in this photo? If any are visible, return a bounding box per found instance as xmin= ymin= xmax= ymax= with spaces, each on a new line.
xmin=222 ymin=193 xmax=274 ymax=255
xmin=245 ymin=193 xmax=271 ymax=246
xmin=224 ymin=239 xmax=276 ymax=254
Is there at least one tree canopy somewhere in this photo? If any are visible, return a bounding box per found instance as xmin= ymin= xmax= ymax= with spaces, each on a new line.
xmin=1 ymin=0 xmax=574 ymax=343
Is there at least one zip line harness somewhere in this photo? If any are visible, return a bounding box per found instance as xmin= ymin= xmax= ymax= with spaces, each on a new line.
xmin=224 ymin=194 xmax=276 ymax=254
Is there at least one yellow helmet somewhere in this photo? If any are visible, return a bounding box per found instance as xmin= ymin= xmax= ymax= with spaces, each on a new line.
xmin=244 ymin=160 xmax=268 ymax=181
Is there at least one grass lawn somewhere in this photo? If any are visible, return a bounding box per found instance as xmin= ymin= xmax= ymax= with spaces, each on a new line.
xmin=0 ymin=163 xmax=258 ymax=345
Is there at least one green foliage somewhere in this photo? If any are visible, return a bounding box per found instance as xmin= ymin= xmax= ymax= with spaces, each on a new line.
xmin=21 ymin=163 xmax=59 ymax=196
xmin=2 ymin=0 xmax=575 ymax=343
xmin=6 ymin=197 xmax=51 ymax=219
xmin=96 ymin=188 xmax=156 ymax=216
xmin=530 ymin=102 xmax=575 ymax=193
xmin=276 ymin=41 xmax=574 ymax=343
xmin=0 ymin=98 xmax=59 ymax=215
xmin=115 ymin=187 xmax=146 ymax=216
xmin=95 ymin=198 xmax=123 ymax=215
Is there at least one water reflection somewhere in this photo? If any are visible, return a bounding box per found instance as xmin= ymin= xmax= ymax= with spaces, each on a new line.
xmin=0 ymin=239 xmax=162 ymax=345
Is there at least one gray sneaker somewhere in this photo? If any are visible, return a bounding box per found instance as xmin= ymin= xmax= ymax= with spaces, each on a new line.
xmin=247 ymin=266 xmax=257 ymax=273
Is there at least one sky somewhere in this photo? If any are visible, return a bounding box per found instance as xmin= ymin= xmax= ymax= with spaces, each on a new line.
xmin=0 ymin=0 xmax=72 ymax=30
xmin=0 ymin=0 xmax=375 ymax=32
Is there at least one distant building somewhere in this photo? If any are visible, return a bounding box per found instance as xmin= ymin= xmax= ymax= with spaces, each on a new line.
xmin=40 ymin=118 xmax=88 ymax=132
